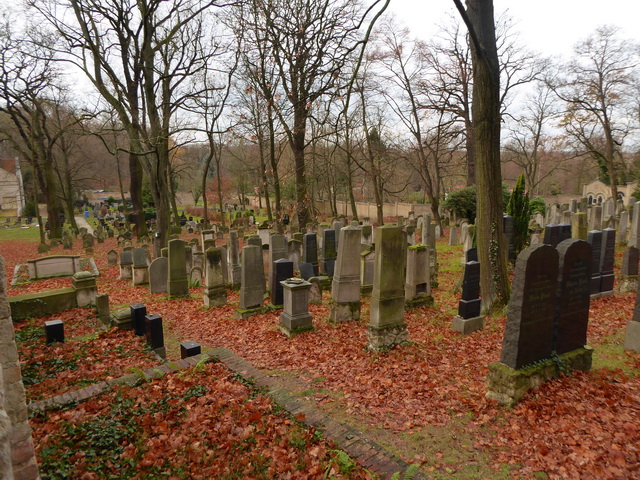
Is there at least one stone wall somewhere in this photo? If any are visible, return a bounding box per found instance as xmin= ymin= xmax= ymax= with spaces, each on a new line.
xmin=0 ymin=257 xmax=39 ymax=479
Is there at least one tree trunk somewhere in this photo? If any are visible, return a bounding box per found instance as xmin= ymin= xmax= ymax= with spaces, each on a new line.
xmin=291 ymin=108 xmax=309 ymax=227
xmin=461 ymin=0 xmax=510 ymax=312
xmin=465 ymin=118 xmax=476 ymax=186
xmin=267 ymin=105 xmax=282 ymax=218
xmin=128 ymin=151 xmax=146 ymax=238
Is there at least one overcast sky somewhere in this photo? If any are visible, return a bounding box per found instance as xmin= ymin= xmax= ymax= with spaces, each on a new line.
xmin=388 ymin=0 xmax=640 ymax=58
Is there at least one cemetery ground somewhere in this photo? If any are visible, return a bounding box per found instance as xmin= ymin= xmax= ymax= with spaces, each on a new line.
xmin=2 ymin=226 xmax=639 ymax=479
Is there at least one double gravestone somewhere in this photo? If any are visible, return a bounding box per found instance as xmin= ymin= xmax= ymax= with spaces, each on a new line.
xmin=487 ymin=240 xmax=593 ymax=406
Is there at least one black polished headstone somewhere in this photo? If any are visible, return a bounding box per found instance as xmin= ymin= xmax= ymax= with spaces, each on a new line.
xmin=131 ymin=304 xmax=147 ymax=336
xmin=44 ymin=319 xmax=64 ymax=344
xmin=501 ymin=245 xmax=559 ymax=369
xmin=587 ymin=230 xmax=602 ymax=295
xmin=144 ymin=314 xmax=164 ymax=349
xmin=180 ymin=341 xmax=201 ymax=359
xmin=599 ymin=228 xmax=616 ymax=292
xmin=271 ymin=258 xmax=294 ymax=305
xmin=558 ymin=223 xmax=572 ymax=243
xmin=554 ymin=239 xmax=592 ymax=354
xmin=466 ymin=248 xmax=478 ymax=263
xmin=543 ymin=224 xmax=560 ymax=248
xmin=461 ymin=261 xmax=480 ymax=301
xmin=458 ymin=298 xmax=481 ymax=319
xmin=299 ymin=262 xmax=315 ymax=280
xmin=302 ymin=233 xmax=319 ymax=275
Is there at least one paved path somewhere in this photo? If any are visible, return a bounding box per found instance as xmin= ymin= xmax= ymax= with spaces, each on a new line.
xmin=74 ymin=215 xmax=94 ymax=235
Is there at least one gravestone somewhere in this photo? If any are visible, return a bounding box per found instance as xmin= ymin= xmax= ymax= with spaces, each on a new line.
xmin=618 ymin=211 xmax=629 ymax=245
xmin=288 ymin=239 xmax=302 ymax=271
xmin=279 ymin=278 xmax=313 ymax=337
xmin=149 ymin=257 xmax=168 ymax=294
xmin=189 ymin=266 xmax=203 ymax=286
xmin=44 ymin=319 xmax=64 ymax=344
xmin=624 ymin=284 xmax=640 ymax=352
xmin=268 ymin=234 xmax=289 ymax=292
xmin=181 ymin=341 xmax=201 ymax=359
xmin=503 ymin=215 xmax=515 ymax=261
xmin=367 ymin=225 xmax=407 ymax=351
xmin=361 ymin=225 xmax=373 ymax=246
xmin=236 ymin=245 xmax=265 ymax=318
xmin=449 ymin=226 xmax=458 ymax=246
xmin=599 ymin=228 xmax=616 ymax=295
xmin=558 ymin=223 xmax=572 ymax=244
xmin=130 ymin=304 xmax=147 ymax=336
xmin=228 ymin=230 xmax=242 ymax=288
xmin=302 ymin=233 xmax=319 ymax=276
xmin=618 ymin=246 xmax=639 ymax=293
xmin=107 ymin=250 xmax=118 ymax=266
xmin=500 ymin=244 xmax=558 ymax=369
xmin=167 ymin=239 xmax=189 ymax=296
xmin=271 ymin=258 xmax=294 ymax=306
xmin=299 ymin=263 xmax=315 ymax=281
xmin=405 ymin=245 xmax=431 ymax=308
xmin=553 ymin=239 xmax=592 ymax=354
xmin=119 ymin=251 xmax=133 ymax=280
xmin=308 ymin=277 xmax=323 ymax=304
xmin=144 ymin=314 xmax=166 ymax=358
xmin=246 ymin=235 xmax=262 ymax=247
xmin=452 ymin=260 xmax=484 ymax=334
xmin=587 ymin=230 xmax=602 ymax=296
xmin=330 ymin=225 xmax=362 ymax=322
xmin=360 ymin=246 xmax=375 ymax=295
xmin=543 ymin=224 xmax=561 ymax=248
xmin=571 ymin=212 xmax=588 ymax=241
xmin=132 ymin=248 xmax=149 ymax=285
xmin=321 ymin=229 xmax=337 ymax=277
xmin=204 ymin=247 xmax=226 ymax=307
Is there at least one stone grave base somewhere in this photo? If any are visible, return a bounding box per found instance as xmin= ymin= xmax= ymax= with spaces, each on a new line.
xmin=279 ymin=312 xmax=313 ymax=337
xmin=486 ymin=346 xmax=593 ymax=407
xmin=623 ymin=321 xmax=640 ymax=352
xmin=204 ymin=287 xmax=227 ymax=307
xmin=366 ymin=323 xmax=408 ymax=352
xmin=329 ymin=301 xmax=361 ymax=322
xmin=405 ymin=294 xmax=434 ymax=309
xmin=616 ymin=277 xmax=637 ymax=294
xmin=360 ymin=285 xmax=373 ymax=296
xmin=590 ymin=290 xmax=614 ymax=299
xmin=119 ymin=267 xmax=133 ymax=280
xmin=132 ymin=267 xmax=149 ymax=286
xmin=235 ymin=306 xmax=264 ymax=320
xmin=451 ymin=315 xmax=485 ymax=335
xmin=110 ymin=308 xmax=133 ymax=330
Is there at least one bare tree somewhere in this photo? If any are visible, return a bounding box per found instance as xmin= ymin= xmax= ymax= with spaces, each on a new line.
xmin=548 ymin=25 xmax=638 ymax=202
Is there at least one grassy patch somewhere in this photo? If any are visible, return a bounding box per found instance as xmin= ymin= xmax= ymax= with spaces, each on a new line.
xmin=592 ymin=331 xmax=640 ymax=376
xmin=0 ymin=226 xmax=41 ymax=242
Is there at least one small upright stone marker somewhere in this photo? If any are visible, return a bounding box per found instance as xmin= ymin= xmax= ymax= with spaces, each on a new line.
xmin=149 ymin=257 xmax=168 ymax=294
xmin=204 ymin=247 xmax=227 ymax=307
xmin=144 ymin=314 xmax=166 ymax=358
xmin=44 ymin=319 xmax=64 ymax=344
xmin=236 ymin=245 xmax=265 ymax=318
xmin=452 ymin=260 xmax=484 ymax=334
xmin=130 ymin=304 xmax=147 ymax=336
xmin=271 ymin=258 xmax=294 ymax=306
xmin=279 ymin=278 xmax=313 ymax=337
xmin=330 ymin=225 xmax=362 ymax=322
xmin=367 ymin=225 xmax=407 ymax=351
xmin=168 ymin=239 xmax=189 ymax=297
xmin=405 ymin=245 xmax=432 ymax=307
xmin=180 ymin=341 xmax=201 ymax=359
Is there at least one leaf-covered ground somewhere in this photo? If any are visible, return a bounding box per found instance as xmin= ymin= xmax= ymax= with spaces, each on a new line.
xmin=2 ymin=227 xmax=640 ymax=479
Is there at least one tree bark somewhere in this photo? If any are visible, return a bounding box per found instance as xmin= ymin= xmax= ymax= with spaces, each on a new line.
xmin=457 ymin=0 xmax=510 ymax=312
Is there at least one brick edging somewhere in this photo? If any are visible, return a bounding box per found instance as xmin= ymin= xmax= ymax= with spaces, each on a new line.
xmin=28 ymin=349 xmax=427 ymax=479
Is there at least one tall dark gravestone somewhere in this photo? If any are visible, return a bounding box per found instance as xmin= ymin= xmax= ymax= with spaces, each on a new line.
xmin=501 ymin=245 xmax=559 ymax=369
xmin=503 ymin=215 xmax=515 ymax=260
xmin=622 ymin=247 xmax=640 ymax=277
xmin=599 ymin=228 xmax=616 ymax=294
xmin=587 ymin=230 xmax=602 ymax=295
xmin=558 ymin=223 xmax=572 ymax=243
xmin=302 ymin=233 xmax=319 ymax=276
xmin=271 ymin=258 xmax=294 ymax=306
xmin=459 ymin=261 xmax=481 ymax=319
xmin=321 ymin=229 xmax=337 ymax=277
xmin=543 ymin=224 xmax=560 ymax=248
xmin=554 ymin=239 xmax=592 ymax=354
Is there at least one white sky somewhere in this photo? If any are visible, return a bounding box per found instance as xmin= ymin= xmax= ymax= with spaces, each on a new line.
xmin=388 ymin=0 xmax=640 ymax=58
